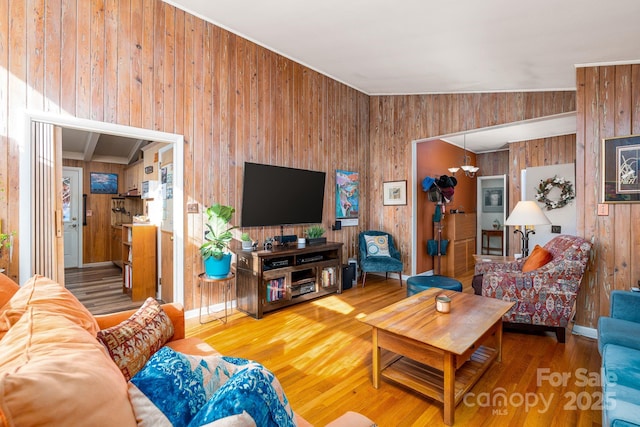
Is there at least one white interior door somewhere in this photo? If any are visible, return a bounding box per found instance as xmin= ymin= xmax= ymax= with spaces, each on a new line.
xmin=63 ymin=167 xmax=83 ymax=268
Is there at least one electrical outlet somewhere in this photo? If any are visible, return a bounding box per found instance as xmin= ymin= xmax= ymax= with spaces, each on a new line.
xmin=551 ymin=225 xmax=561 ymax=233
xmin=187 ymin=203 xmax=199 ymax=214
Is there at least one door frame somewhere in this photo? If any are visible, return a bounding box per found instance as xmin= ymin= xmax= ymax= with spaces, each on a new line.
xmin=62 ymin=166 xmax=83 ymax=268
xmin=20 ymin=112 xmax=185 ymax=305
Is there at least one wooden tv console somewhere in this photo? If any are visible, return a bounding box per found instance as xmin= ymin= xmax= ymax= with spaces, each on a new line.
xmin=234 ymin=242 xmax=343 ymax=319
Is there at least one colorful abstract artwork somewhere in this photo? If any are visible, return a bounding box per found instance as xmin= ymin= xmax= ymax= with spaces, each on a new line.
xmin=336 ymin=170 xmax=359 ymax=219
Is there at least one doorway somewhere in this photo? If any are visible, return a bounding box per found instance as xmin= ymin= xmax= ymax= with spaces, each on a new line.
xmin=20 ymin=113 xmax=185 ymax=306
xmin=62 ymin=166 xmax=83 ymax=268
xmin=476 ymin=174 xmax=508 ymax=256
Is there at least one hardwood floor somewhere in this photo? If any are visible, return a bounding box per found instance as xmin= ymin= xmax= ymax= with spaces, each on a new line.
xmin=186 ymin=274 xmax=602 ymax=427
xmin=65 ymin=265 xmax=142 ymax=315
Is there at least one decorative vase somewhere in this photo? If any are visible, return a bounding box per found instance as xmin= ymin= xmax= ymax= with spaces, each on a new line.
xmin=204 ymin=253 xmax=232 ymax=278
xmin=242 ymin=241 xmax=253 ymax=251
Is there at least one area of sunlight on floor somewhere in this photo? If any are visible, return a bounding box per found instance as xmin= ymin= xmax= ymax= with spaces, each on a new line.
xmin=309 ymin=294 xmax=355 ymax=314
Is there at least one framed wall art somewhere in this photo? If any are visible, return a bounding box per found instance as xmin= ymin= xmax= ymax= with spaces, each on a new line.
xmin=383 ymin=180 xmax=407 ymax=206
xmin=602 ymin=134 xmax=640 ymax=203
xmin=482 ymin=187 xmax=504 ymax=212
xmin=90 ymin=172 xmax=118 ymax=194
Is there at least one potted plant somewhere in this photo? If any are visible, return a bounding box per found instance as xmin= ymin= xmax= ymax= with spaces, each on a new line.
xmin=305 ymin=225 xmax=326 ymax=245
xmin=240 ymin=232 xmax=253 ymax=251
xmin=200 ymin=203 xmax=237 ymax=278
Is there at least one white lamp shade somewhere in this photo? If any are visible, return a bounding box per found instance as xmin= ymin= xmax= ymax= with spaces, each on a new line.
xmin=504 ymin=201 xmax=551 ymax=227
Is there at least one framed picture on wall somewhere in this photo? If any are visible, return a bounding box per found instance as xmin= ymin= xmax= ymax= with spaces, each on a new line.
xmin=90 ymin=172 xmax=118 ymax=194
xmin=383 ymin=180 xmax=407 ymax=206
xmin=602 ymin=134 xmax=640 ymax=203
xmin=482 ymin=187 xmax=503 ymax=212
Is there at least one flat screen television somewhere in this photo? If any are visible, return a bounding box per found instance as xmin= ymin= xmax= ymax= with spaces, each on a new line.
xmin=241 ymin=162 xmax=326 ymax=227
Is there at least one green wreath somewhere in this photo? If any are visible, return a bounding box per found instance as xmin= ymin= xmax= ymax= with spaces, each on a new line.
xmin=535 ymin=176 xmax=575 ymax=210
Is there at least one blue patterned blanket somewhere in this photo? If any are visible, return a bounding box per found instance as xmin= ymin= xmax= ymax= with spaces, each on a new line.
xmin=128 ymin=347 xmax=296 ymax=427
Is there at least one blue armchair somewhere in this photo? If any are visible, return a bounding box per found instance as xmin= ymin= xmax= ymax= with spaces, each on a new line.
xmin=358 ymin=231 xmax=403 ymax=287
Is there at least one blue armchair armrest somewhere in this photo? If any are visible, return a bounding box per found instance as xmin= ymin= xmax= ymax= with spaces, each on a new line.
xmin=610 ymin=290 xmax=640 ymax=323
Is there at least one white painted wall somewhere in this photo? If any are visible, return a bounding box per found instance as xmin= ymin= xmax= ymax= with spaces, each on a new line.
xmin=523 ymin=163 xmax=576 ymax=249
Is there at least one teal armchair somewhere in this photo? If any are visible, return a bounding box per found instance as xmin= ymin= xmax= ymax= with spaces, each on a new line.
xmin=358 ymin=231 xmax=403 ymax=287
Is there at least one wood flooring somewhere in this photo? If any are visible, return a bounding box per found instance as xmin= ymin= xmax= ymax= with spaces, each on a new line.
xmin=65 ymin=265 xmax=142 ymax=315
xmin=187 ymin=274 xmax=602 ymax=427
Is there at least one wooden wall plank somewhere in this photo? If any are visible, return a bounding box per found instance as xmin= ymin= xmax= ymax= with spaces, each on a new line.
xmin=104 ymin=0 xmax=118 ymax=123
xmin=90 ymin=0 xmax=105 ymax=120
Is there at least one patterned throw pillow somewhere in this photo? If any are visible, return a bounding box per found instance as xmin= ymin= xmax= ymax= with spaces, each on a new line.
xmin=128 ymin=347 xmax=295 ymax=427
xmin=97 ymin=297 xmax=174 ymax=381
xmin=364 ymin=234 xmax=391 ymax=257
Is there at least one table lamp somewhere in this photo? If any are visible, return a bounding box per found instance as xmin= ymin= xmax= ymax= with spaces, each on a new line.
xmin=504 ymin=201 xmax=551 ymax=257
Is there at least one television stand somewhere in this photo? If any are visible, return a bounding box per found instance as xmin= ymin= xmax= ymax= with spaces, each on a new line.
xmin=233 ymin=242 xmax=343 ymax=319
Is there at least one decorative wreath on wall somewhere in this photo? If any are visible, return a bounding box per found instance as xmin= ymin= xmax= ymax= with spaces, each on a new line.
xmin=535 ymin=175 xmax=575 ymax=210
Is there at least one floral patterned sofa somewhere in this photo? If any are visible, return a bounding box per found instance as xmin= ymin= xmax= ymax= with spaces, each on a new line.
xmin=473 ymin=234 xmax=592 ymax=342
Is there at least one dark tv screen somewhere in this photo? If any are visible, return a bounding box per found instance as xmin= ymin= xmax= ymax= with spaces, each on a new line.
xmin=241 ymin=162 xmax=326 ymax=227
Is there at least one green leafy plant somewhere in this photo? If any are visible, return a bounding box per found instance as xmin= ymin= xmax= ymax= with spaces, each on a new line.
xmin=199 ymin=204 xmax=238 ymax=260
xmin=305 ymin=225 xmax=325 ymax=239
xmin=241 ymin=232 xmax=251 ymax=242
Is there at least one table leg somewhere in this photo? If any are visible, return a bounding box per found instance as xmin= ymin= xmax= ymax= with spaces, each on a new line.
xmin=443 ymin=352 xmax=455 ymax=426
xmin=496 ymin=319 xmax=503 ymax=362
xmin=372 ymin=328 xmax=380 ymax=389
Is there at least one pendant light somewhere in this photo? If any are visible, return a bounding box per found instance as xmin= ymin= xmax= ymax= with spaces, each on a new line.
xmin=448 ymin=134 xmax=479 ymax=178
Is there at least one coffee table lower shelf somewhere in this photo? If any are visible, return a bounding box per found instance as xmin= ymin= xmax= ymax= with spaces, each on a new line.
xmin=381 ymin=345 xmax=497 ymax=405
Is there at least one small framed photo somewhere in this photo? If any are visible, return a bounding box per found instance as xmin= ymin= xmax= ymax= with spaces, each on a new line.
xmin=383 ymin=180 xmax=407 ymax=206
xmin=90 ymin=172 xmax=118 ymax=194
xmin=602 ymin=134 xmax=640 ymax=203
xmin=482 ymin=187 xmax=504 ymax=212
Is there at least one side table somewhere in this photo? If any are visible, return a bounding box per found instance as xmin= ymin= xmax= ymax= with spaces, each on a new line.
xmin=198 ymin=272 xmax=235 ymax=324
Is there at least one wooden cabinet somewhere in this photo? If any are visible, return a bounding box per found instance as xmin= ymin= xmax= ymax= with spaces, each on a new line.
xmin=111 ymin=225 xmax=122 ymax=268
xmin=443 ymin=213 xmax=476 ymax=277
xmin=124 ymin=160 xmax=143 ymax=194
xmin=234 ymin=242 xmax=343 ymax=319
xmin=122 ymin=224 xmax=157 ymax=301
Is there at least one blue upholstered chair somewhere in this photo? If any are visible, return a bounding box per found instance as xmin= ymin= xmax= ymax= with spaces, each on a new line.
xmin=358 ymin=231 xmax=403 ymax=287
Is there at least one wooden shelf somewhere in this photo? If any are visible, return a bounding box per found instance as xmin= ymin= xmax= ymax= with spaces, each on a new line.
xmin=234 ymin=242 xmax=343 ymax=319
xmin=122 ymin=224 xmax=157 ymax=302
xmin=381 ymin=345 xmax=497 ymax=406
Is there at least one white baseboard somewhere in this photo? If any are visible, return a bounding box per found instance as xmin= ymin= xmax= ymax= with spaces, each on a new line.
xmin=572 ymin=325 xmax=598 ymax=340
xmin=185 ymin=300 xmax=237 ymax=320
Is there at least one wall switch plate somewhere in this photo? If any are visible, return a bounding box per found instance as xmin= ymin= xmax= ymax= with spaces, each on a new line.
xmin=551 ymin=225 xmax=561 ymax=233
xmin=187 ymin=203 xmax=199 ymax=214
xmin=597 ymin=203 xmax=609 ymax=216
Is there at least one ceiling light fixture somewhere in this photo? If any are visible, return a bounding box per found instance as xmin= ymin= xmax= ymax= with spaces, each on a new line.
xmin=449 ymin=134 xmax=479 ymax=178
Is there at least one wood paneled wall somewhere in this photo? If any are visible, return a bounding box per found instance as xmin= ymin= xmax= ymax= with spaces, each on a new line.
xmin=576 ymin=64 xmax=640 ymax=328
xmin=1 ymin=0 xmax=368 ymax=311
xmin=62 ymin=159 xmax=126 ymax=264
xmin=368 ymin=93 xmax=576 ymax=276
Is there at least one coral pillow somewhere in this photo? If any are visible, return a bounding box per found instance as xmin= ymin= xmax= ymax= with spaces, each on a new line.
xmin=522 ymin=245 xmax=553 ymax=272
xmin=0 ymin=274 xmax=99 ymax=340
xmin=364 ymin=234 xmax=391 ymax=257
xmin=97 ymin=297 xmax=174 ymax=381
xmin=0 ymin=307 xmax=137 ymax=427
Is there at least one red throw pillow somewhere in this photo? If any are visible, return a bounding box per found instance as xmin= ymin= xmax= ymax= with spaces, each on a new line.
xmin=522 ymin=245 xmax=553 ymax=272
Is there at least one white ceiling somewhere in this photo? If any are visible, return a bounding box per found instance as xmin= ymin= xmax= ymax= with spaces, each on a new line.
xmin=166 ymin=0 xmax=640 ymax=95
xmin=62 ymin=128 xmax=147 ymax=164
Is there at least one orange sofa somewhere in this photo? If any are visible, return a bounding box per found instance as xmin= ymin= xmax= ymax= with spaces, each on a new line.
xmin=0 ymin=273 xmax=373 ymax=427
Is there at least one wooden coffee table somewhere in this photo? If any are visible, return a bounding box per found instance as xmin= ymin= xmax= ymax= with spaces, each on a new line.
xmin=360 ymin=288 xmax=514 ymax=425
